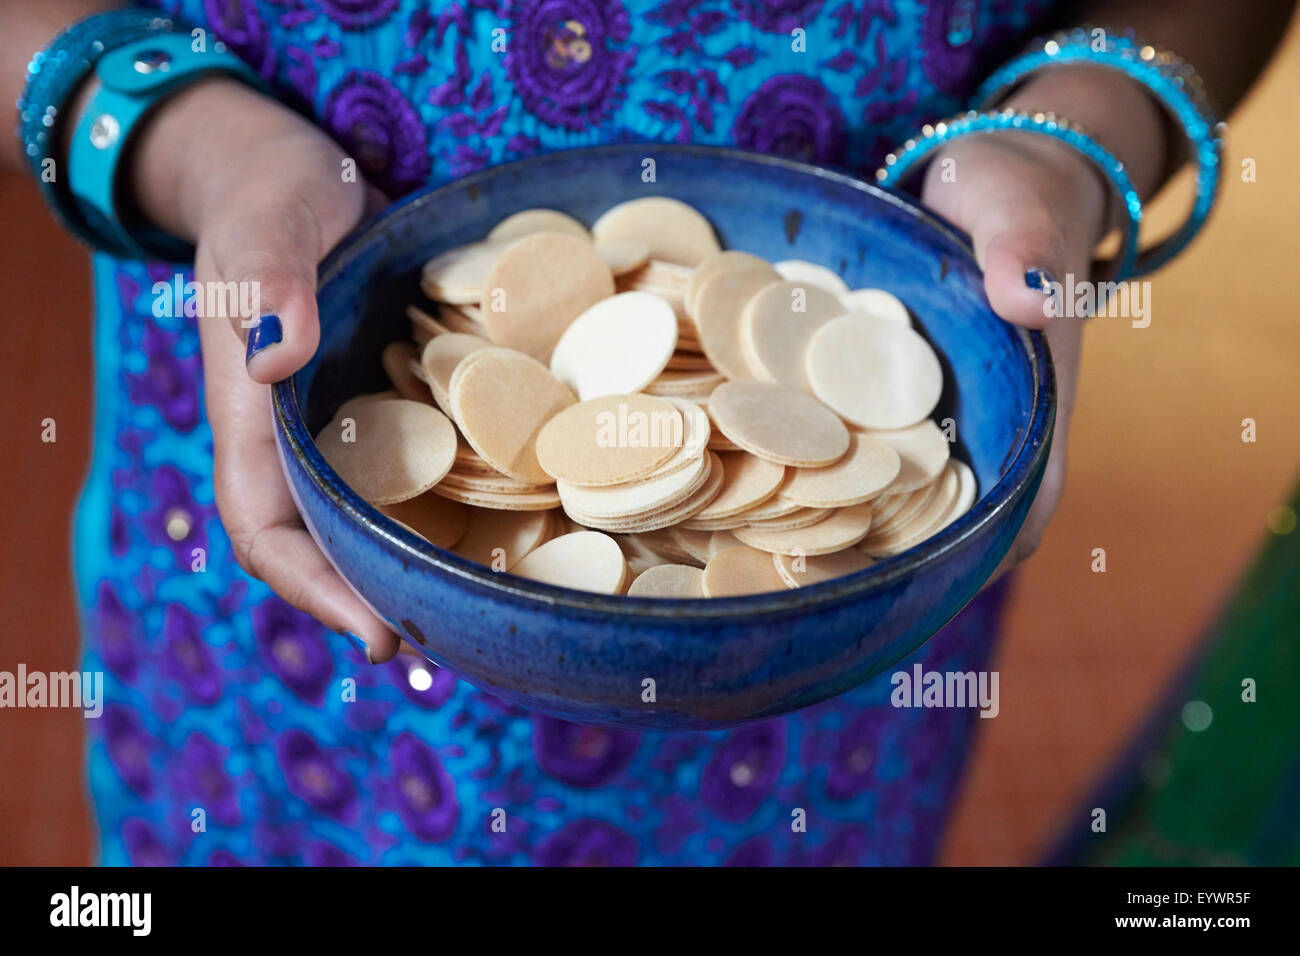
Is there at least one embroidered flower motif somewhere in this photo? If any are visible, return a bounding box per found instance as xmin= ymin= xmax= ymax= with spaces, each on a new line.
xmin=103 ymin=705 xmax=154 ymax=797
xmin=126 ymin=321 xmax=202 ymax=434
xmin=390 ymin=733 xmax=459 ymax=842
xmin=725 ymin=836 xmax=775 ymax=866
xmin=161 ymin=605 xmax=223 ymax=706
xmin=177 ymin=733 xmax=240 ymax=826
xmin=202 ymin=0 xmax=276 ymax=79
xmin=920 ymin=0 xmax=981 ymax=96
xmin=531 ymin=715 xmax=640 ymax=788
xmin=95 ymin=582 xmax=138 ymax=682
xmin=275 ymin=729 xmax=358 ymax=821
xmin=122 ymin=819 xmax=172 ymax=866
xmin=534 ymin=819 xmax=638 ymax=866
xmin=319 ymin=0 xmax=401 ymax=31
xmin=323 ymin=71 xmax=431 ymax=196
xmin=699 ymin=722 xmax=785 ymax=821
xmin=390 ymin=657 xmax=459 ymax=710
xmin=504 ymin=0 xmax=637 ymax=130
xmin=253 ymin=599 xmax=334 ymax=704
xmin=825 ymin=709 xmax=890 ymax=800
xmin=732 ymin=74 xmax=847 ymax=166
xmin=140 ymin=465 xmax=211 ymax=570
xmin=731 ymin=0 xmax=825 ymax=34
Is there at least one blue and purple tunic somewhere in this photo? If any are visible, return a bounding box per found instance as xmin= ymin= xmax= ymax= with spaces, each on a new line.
xmin=81 ymin=0 xmax=1044 ymax=865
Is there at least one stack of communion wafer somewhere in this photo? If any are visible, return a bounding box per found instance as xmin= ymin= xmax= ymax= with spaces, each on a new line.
xmin=315 ymin=197 xmax=976 ymax=599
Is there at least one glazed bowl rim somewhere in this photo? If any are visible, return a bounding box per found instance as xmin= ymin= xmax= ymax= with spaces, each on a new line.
xmin=272 ymin=143 xmax=1055 ymax=621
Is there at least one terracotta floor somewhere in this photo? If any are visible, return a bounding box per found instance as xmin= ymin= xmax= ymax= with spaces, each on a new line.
xmin=1 ymin=25 xmax=1297 ymax=866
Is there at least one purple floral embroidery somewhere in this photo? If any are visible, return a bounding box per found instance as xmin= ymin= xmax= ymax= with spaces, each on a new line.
xmin=732 ymin=74 xmax=847 ymax=166
xmin=504 ymin=0 xmax=637 ymax=130
xmin=140 ymin=465 xmax=210 ymax=569
xmin=103 ymin=705 xmax=153 ymax=797
xmin=275 ymin=730 xmax=358 ymax=821
xmin=207 ymin=849 xmax=245 ymax=866
xmin=390 ymin=733 xmax=459 ymax=842
xmin=319 ymin=0 xmax=400 ymax=30
xmin=122 ymin=819 xmax=172 ymax=866
xmin=920 ymin=0 xmax=981 ymax=96
xmin=534 ymin=819 xmax=638 ymax=866
xmin=699 ymin=722 xmax=785 ymax=821
xmin=531 ymin=716 xmax=640 ymax=788
xmin=253 ymin=599 xmax=334 ymax=704
xmin=812 ymin=823 xmax=869 ymax=866
xmin=725 ymin=836 xmax=775 ymax=866
xmin=202 ymin=0 xmax=276 ymax=79
xmin=825 ymin=709 xmax=889 ymax=800
xmin=322 ymin=71 xmax=431 ymax=196
xmin=161 ymin=605 xmax=223 ymax=705
xmin=390 ymin=657 xmax=458 ymax=710
xmin=95 ymin=582 xmax=138 ymax=682
xmin=731 ymin=0 xmax=825 ymax=34
xmin=177 ymin=733 xmax=240 ymax=826
xmin=125 ymin=321 xmax=202 ymax=433
xmin=304 ymin=841 xmax=360 ymax=866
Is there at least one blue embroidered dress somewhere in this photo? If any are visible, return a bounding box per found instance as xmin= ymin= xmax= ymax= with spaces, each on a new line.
xmin=79 ymin=0 xmax=1045 ymax=866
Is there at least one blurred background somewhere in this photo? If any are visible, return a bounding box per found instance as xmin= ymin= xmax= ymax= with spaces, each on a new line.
xmin=2 ymin=21 xmax=1297 ymax=867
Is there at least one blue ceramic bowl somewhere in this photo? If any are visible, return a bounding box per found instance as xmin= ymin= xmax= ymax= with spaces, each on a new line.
xmin=273 ymin=144 xmax=1054 ymax=731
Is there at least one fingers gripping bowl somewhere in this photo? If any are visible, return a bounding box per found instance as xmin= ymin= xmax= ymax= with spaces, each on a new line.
xmin=272 ymin=145 xmax=1055 ymax=731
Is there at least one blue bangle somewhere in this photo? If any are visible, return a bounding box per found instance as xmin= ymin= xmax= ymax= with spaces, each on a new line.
xmin=974 ymin=28 xmax=1225 ymax=276
xmin=17 ymin=10 xmax=179 ymax=255
xmin=876 ymin=108 xmax=1142 ymax=281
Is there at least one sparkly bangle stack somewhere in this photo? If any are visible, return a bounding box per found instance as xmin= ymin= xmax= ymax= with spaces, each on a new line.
xmin=876 ymin=108 xmax=1143 ymax=281
xmin=876 ymin=26 xmax=1225 ymax=280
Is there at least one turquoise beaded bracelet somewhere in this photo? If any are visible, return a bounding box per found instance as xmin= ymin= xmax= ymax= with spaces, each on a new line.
xmin=875 ymin=108 xmax=1143 ymax=282
xmin=974 ymin=27 xmax=1225 ymax=275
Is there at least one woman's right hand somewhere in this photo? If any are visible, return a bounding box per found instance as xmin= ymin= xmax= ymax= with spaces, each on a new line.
xmin=127 ymin=78 xmax=403 ymax=662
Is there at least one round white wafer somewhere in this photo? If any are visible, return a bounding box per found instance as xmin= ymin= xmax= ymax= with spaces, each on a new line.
xmin=627 ymin=564 xmax=706 ymax=598
xmin=420 ymin=332 xmax=491 ymax=417
xmin=779 ymin=431 xmax=900 ymax=508
xmin=692 ymin=451 xmax=784 ymax=520
xmin=595 ymin=238 xmax=652 ymax=276
xmin=487 ymin=209 xmax=589 ymax=243
xmin=591 ymin=197 xmax=720 ymax=267
xmin=431 ymin=484 xmax=561 ymax=511
xmin=735 ymin=490 xmax=804 ymax=523
xmin=860 ymin=464 xmax=958 ymax=556
xmin=708 ymin=381 xmax=849 ymax=467
xmin=687 ymin=250 xmax=772 ymax=318
xmin=774 ymin=260 xmax=851 ymax=296
xmin=408 ymin=305 xmax=450 ymax=339
xmin=774 ymin=548 xmax=875 ymax=588
xmin=511 ymin=531 xmax=627 ymax=594
xmin=861 ymin=420 xmax=949 ymax=494
xmin=667 ymin=526 xmax=713 ymax=564
xmin=480 ymin=232 xmax=614 ymax=361
xmin=379 ymin=492 xmax=469 ymax=549
xmin=743 ymin=506 xmax=831 ymax=532
xmin=440 ymin=470 xmax=552 ymax=494
xmin=549 ymin=292 xmax=678 ymax=399
xmin=316 ymin=399 xmax=457 ymax=505
xmin=558 ymin=448 xmax=709 ymax=521
xmin=732 ymin=502 xmax=873 ymax=556
xmin=866 ymin=490 xmax=908 ymax=526
xmin=536 ymin=394 xmax=682 ymax=486
xmin=693 ymin=267 xmax=778 ymax=380
xmin=840 ymin=288 xmax=910 ymax=326
xmin=382 ymin=341 xmax=433 ymax=403
xmin=703 ymin=545 xmax=789 ymax=597
xmin=452 ymin=508 xmax=551 ymax=569
xmin=449 ymin=349 xmax=576 ymax=483
xmin=867 ymin=480 xmax=939 ymax=537
xmin=607 ymin=451 xmax=724 ymax=532
xmin=741 ymin=279 xmax=848 ymax=390
xmin=421 ymin=241 xmax=502 ymax=303
xmin=805 ymin=315 xmax=943 ymax=429
xmin=644 ymin=369 xmax=725 ymax=397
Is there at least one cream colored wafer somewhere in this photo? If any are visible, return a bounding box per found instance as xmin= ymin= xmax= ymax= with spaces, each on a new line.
xmin=379 ymin=492 xmax=469 ymax=549
xmin=735 ymin=490 xmax=804 ymax=523
xmin=592 ymin=197 xmax=720 ymax=267
xmin=382 ymin=341 xmax=433 ymax=403
xmin=627 ymin=564 xmax=706 ymax=598
xmin=408 ymin=304 xmax=451 ymax=339
xmin=692 ymin=451 xmax=784 ymax=520
xmin=635 ymin=397 xmax=709 ymax=481
xmin=861 ymin=420 xmax=949 ymax=495
xmin=774 ymin=548 xmax=875 ymax=588
xmin=840 ymin=288 xmax=910 ymax=326
xmin=511 ymin=531 xmax=627 ymax=593
xmin=703 ymin=545 xmax=789 ymax=597
xmin=644 ymin=369 xmax=725 ymax=397
xmin=449 ymin=349 xmax=576 ymax=483
xmin=867 ymin=480 xmax=939 ymax=537
xmin=440 ymin=470 xmax=553 ymax=494
xmin=487 ymin=208 xmax=589 ymax=243
xmin=421 ymin=241 xmax=502 ymax=303
xmin=452 ymin=507 xmax=552 ymax=570
xmin=480 ymin=232 xmax=614 ymax=361
xmin=421 ymin=332 xmax=492 ymax=416
xmin=732 ymin=503 xmax=873 ymax=556
xmin=687 ymin=250 xmax=772 ymax=319
xmin=536 ymin=394 xmax=682 ymax=487
xmin=693 ymin=267 xmax=778 ymax=380
xmin=549 ymin=291 xmax=677 ymax=400
xmin=604 ymin=453 xmax=724 ymax=532
xmin=595 ymin=238 xmax=651 ymax=276
xmin=437 ymin=304 xmax=490 ymax=337
xmin=742 ymin=279 xmax=847 ymax=390
xmin=743 ymin=506 xmax=831 ymax=532
xmin=667 ymin=526 xmax=713 ymax=564
xmin=316 ymin=399 xmax=457 ymax=506
xmin=779 ymin=431 xmax=901 ymax=508
xmin=708 ymin=381 xmax=849 ymax=467
xmin=430 ymin=483 xmax=560 ymax=511
xmin=866 ymin=490 xmax=908 ymax=526
xmin=612 ymin=532 xmax=676 ymax=575
xmin=558 ymin=447 xmax=709 ymax=521
xmin=860 ymin=464 xmax=958 ymax=556
xmin=806 ymin=315 xmax=943 ymax=429
xmin=774 ymin=259 xmax=851 ymax=296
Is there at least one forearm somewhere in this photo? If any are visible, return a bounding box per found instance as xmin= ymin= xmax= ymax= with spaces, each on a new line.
xmin=1 ymin=0 xmax=120 ymax=171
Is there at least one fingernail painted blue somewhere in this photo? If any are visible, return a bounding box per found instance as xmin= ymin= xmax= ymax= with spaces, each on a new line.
xmin=1024 ymin=267 xmax=1056 ymax=292
xmin=246 ymin=314 xmax=283 ymax=365
xmin=341 ymin=629 xmax=370 ymax=661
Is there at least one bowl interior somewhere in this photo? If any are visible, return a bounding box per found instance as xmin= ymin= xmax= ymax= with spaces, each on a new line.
xmin=292 ymin=145 xmax=1043 ymax=610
